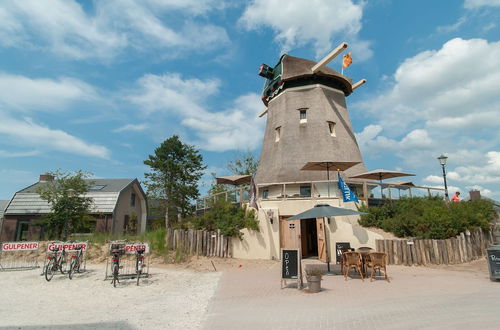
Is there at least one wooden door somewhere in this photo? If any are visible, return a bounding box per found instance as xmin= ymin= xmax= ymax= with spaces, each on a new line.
xmin=316 ymin=217 xmax=328 ymax=262
xmin=280 ymin=217 xmax=301 ymax=250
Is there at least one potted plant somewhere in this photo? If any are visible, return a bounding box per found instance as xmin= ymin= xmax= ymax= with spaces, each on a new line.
xmin=306 ymin=268 xmax=325 ymax=293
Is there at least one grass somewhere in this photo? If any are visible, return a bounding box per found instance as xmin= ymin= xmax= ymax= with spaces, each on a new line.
xmin=71 ymin=228 xmax=167 ymax=255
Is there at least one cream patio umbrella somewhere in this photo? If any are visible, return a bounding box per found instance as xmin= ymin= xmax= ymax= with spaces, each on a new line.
xmin=301 ymin=161 xmax=361 ymax=197
xmin=349 ymin=169 xmax=415 ymax=198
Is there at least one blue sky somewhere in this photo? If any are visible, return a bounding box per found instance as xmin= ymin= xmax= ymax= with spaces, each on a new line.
xmin=0 ymin=0 xmax=499 ymax=201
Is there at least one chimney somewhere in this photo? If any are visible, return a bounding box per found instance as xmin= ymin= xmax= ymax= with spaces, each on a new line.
xmin=39 ymin=173 xmax=54 ymax=182
xmin=469 ymin=190 xmax=481 ymax=201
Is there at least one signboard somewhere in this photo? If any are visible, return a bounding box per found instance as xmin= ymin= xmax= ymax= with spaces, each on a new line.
xmin=281 ymin=249 xmax=299 ymax=279
xmin=109 ymin=243 xmax=150 ymax=255
xmin=335 ymin=242 xmax=351 ymax=264
xmin=47 ymin=241 xmax=88 ymax=252
xmin=1 ymin=241 xmax=40 ymax=252
xmin=487 ymin=247 xmax=500 ymax=281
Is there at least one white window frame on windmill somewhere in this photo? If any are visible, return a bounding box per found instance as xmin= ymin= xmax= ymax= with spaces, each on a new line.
xmin=327 ymin=121 xmax=336 ymax=137
xmin=275 ymin=126 xmax=281 ymax=142
xmin=298 ymin=108 xmax=308 ymax=124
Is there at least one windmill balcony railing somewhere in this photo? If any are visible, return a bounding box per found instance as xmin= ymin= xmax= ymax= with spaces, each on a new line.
xmin=195 ymin=180 xmax=446 ymax=212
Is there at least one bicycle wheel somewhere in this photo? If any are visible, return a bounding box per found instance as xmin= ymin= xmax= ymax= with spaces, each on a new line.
xmin=58 ymin=256 xmax=66 ymax=275
xmin=112 ymin=264 xmax=119 ymax=288
xmin=45 ymin=260 xmax=54 ymax=282
xmin=136 ymin=267 xmax=141 ymax=286
xmin=69 ymin=259 xmax=77 ymax=280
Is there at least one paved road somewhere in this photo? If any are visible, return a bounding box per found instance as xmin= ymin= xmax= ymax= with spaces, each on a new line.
xmin=204 ymin=261 xmax=500 ymax=329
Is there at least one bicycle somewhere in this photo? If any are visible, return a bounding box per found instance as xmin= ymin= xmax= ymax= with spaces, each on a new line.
xmin=45 ymin=245 xmax=67 ymax=282
xmin=68 ymin=246 xmax=83 ymax=280
xmin=135 ymin=247 xmax=146 ymax=286
xmin=110 ymin=244 xmax=124 ymax=288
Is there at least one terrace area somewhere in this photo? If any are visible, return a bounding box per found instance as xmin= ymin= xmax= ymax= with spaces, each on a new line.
xmin=196 ymin=180 xmax=446 ymax=212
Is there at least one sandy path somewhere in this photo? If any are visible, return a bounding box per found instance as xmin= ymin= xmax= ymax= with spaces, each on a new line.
xmin=0 ymin=264 xmax=220 ymax=329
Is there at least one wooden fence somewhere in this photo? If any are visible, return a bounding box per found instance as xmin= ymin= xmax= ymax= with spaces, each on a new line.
xmin=375 ymin=228 xmax=494 ymax=265
xmin=166 ymin=229 xmax=231 ymax=258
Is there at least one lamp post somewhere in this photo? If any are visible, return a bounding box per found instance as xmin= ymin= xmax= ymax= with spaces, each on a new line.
xmin=437 ymin=155 xmax=449 ymax=201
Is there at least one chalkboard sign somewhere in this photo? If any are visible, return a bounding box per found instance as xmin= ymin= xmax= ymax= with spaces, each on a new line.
xmin=282 ymin=249 xmax=299 ymax=279
xmin=335 ymin=242 xmax=351 ymax=264
xmin=487 ymin=246 xmax=500 ymax=281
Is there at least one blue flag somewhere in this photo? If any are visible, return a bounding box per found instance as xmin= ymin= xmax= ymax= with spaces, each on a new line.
xmin=338 ymin=173 xmax=359 ymax=203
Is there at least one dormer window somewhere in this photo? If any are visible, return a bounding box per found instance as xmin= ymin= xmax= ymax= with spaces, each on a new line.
xmin=298 ymin=108 xmax=307 ymax=124
xmin=275 ymin=126 xmax=281 ymax=142
xmin=328 ymin=121 xmax=336 ymax=137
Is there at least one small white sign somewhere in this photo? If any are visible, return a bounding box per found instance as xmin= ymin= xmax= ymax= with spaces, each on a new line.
xmin=109 ymin=243 xmax=150 ymax=255
xmin=47 ymin=242 xmax=88 ymax=252
xmin=1 ymin=241 xmax=40 ymax=252
xmin=407 ymin=241 xmax=414 ymax=245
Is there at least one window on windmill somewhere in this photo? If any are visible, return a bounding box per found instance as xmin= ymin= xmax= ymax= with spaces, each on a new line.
xmin=300 ymin=185 xmax=311 ymax=197
xmin=298 ymin=108 xmax=307 ymax=123
xmin=327 ymin=121 xmax=336 ymax=137
xmin=275 ymin=126 xmax=281 ymax=142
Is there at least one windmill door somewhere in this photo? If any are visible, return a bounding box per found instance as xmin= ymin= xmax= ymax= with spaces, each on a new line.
xmin=316 ymin=218 xmax=328 ymax=262
xmin=279 ymin=217 xmax=301 ymax=250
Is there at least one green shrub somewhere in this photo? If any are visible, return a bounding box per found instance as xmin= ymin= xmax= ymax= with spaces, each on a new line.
xmin=359 ymin=197 xmax=495 ymax=239
xmin=191 ymin=200 xmax=259 ymax=238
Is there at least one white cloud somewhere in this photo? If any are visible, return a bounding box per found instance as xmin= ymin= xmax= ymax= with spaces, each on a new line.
xmin=464 ymin=0 xmax=500 ymax=9
xmin=113 ymin=124 xmax=148 ymax=133
xmin=0 ymin=0 xmax=229 ymax=59
xmin=356 ymin=126 xmax=434 ymax=156
xmin=182 ymin=93 xmax=264 ymax=151
xmin=447 ymin=151 xmax=500 ymax=184
xmin=358 ymin=38 xmax=500 ymax=133
xmin=128 ymin=73 xmax=220 ymax=116
xmin=0 ymin=115 xmax=110 ymax=159
xmin=240 ymin=0 xmax=371 ymax=59
xmin=423 ymin=175 xmax=444 ymax=185
xmin=0 ymin=73 xmax=96 ymax=112
xmin=128 ymin=73 xmax=264 ymax=152
xmin=0 ymin=149 xmax=40 ymax=158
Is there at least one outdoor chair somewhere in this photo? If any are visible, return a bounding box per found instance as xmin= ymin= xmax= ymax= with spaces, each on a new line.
xmin=367 ymin=252 xmax=389 ymax=282
xmin=342 ymin=251 xmax=364 ymax=281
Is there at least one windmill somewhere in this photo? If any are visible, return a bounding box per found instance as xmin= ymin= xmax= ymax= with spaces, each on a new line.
xmin=255 ymin=42 xmax=368 ymax=185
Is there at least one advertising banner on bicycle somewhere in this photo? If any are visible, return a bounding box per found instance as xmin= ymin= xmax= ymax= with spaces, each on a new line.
xmin=108 ymin=242 xmax=150 ymax=255
xmin=0 ymin=241 xmax=40 ymax=271
xmin=105 ymin=241 xmax=150 ymax=283
xmin=43 ymin=241 xmax=89 ymax=277
xmin=47 ymin=241 xmax=89 ymax=252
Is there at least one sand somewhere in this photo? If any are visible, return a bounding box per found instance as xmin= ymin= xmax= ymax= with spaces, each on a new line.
xmin=0 ymin=263 xmax=220 ymax=329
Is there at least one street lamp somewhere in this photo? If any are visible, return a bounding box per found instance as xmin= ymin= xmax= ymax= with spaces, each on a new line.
xmin=437 ymin=155 xmax=449 ymax=201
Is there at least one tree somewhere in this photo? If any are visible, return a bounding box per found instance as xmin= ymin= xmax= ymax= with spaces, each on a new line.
xmin=207 ymin=150 xmax=260 ymax=197
xmin=227 ymin=150 xmax=259 ymax=175
xmin=37 ymin=170 xmax=94 ymax=240
xmin=144 ymin=135 xmax=206 ymax=229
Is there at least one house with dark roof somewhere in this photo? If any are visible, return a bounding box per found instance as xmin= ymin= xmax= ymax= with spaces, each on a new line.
xmin=0 ymin=175 xmax=147 ymax=241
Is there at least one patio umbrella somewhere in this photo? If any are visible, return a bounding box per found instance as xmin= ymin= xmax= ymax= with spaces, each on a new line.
xmin=381 ymin=180 xmax=415 ymax=198
xmin=287 ymin=204 xmax=366 ymax=220
xmin=287 ymin=204 xmax=366 ymax=273
xmin=301 ymin=161 xmax=360 ymax=197
xmin=215 ymin=175 xmax=252 ymax=186
xmin=349 ymin=169 xmax=415 ymax=198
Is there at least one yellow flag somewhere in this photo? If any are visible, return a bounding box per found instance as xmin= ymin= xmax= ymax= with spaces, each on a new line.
xmin=342 ymin=52 xmax=352 ymax=69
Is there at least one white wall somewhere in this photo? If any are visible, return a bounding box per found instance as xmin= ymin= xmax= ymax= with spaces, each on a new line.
xmin=231 ymin=197 xmax=383 ymax=260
